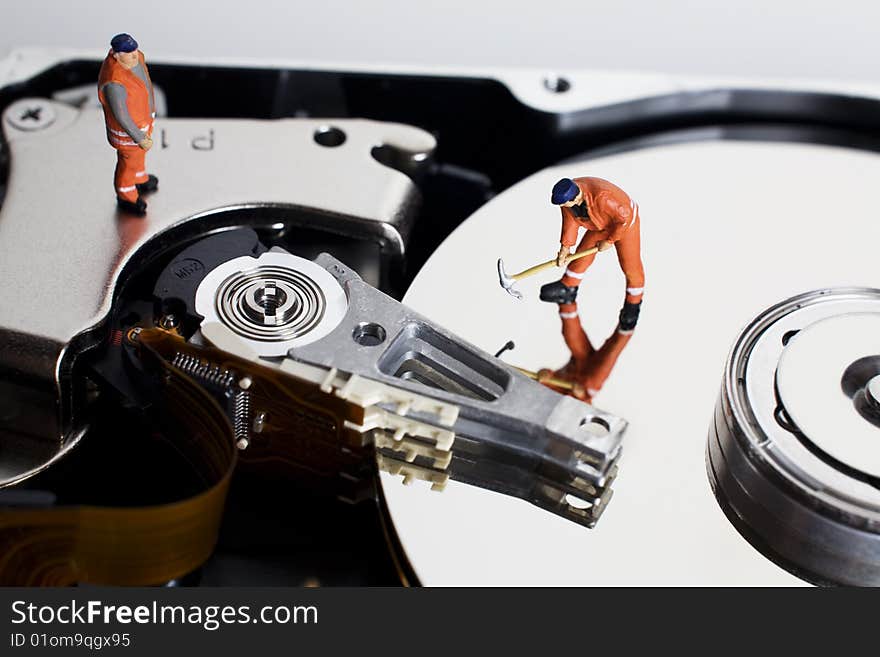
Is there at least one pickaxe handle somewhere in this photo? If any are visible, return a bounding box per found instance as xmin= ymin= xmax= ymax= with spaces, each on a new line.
xmin=512 ymin=366 xmax=575 ymax=391
xmin=511 ymin=246 xmax=600 ymax=281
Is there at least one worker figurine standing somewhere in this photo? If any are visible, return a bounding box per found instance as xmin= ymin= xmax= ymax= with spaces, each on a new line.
xmin=98 ymin=34 xmax=158 ymax=215
xmin=537 ymin=177 xmax=645 ymax=401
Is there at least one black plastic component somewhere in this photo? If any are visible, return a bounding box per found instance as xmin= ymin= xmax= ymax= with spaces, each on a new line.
xmin=152 ymin=228 xmax=267 ymax=329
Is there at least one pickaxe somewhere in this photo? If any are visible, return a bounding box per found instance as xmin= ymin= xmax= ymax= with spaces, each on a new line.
xmin=497 ymin=246 xmax=600 ymax=299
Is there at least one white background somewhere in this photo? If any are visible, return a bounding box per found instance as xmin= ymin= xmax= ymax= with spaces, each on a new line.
xmin=0 ymin=0 xmax=878 ymax=82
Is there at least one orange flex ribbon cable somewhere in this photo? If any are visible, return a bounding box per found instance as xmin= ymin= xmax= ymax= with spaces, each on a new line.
xmin=0 ymin=327 xmax=385 ymax=586
xmin=0 ymin=333 xmax=236 ymax=586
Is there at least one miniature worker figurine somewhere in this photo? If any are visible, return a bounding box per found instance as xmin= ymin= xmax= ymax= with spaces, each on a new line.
xmin=541 ymin=176 xmax=644 ymax=328
xmin=537 ymin=177 xmax=645 ymax=401
xmin=97 ymin=34 xmax=158 ymax=215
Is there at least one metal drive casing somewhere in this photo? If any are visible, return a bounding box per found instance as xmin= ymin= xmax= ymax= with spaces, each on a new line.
xmin=0 ymin=99 xmax=434 ymax=488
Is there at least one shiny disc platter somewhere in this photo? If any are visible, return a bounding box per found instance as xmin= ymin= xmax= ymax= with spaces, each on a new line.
xmin=382 ymin=136 xmax=880 ymax=585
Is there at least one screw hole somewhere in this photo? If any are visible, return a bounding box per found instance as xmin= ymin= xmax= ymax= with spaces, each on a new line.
xmin=580 ymin=416 xmax=610 ymax=435
xmin=314 ymin=126 xmax=346 ymax=147
xmin=543 ymin=75 xmax=571 ymax=93
xmin=353 ymin=322 xmax=386 ymax=347
xmin=254 ymin=286 xmax=287 ymax=313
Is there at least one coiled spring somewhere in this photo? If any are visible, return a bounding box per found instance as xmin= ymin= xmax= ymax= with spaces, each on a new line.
xmin=171 ymin=352 xmax=236 ymax=389
xmin=233 ymin=391 xmax=251 ymax=449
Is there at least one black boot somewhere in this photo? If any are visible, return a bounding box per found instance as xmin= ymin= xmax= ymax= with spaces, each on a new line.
xmin=136 ymin=175 xmax=159 ymax=194
xmin=618 ymin=301 xmax=642 ymax=332
xmin=539 ymin=281 xmax=578 ymax=304
xmin=117 ymin=196 xmax=147 ymax=215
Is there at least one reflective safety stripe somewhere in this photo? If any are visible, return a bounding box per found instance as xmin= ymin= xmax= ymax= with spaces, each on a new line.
xmin=118 ymin=185 xmax=137 ymax=192
xmin=559 ymin=311 xmax=578 ymax=319
xmin=135 ymin=171 xmax=146 ymax=177
xmin=617 ymin=328 xmax=634 ymax=336
xmin=109 ymin=125 xmax=148 ymax=136
xmin=626 ymin=287 xmax=644 ymax=296
xmin=564 ymin=268 xmax=585 ymax=279
xmin=108 ymin=123 xmax=151 ymax=145
xmin=626 ymin=200 xmax=639 ymax=229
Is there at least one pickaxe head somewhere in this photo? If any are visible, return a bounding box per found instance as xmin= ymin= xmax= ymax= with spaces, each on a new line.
xmin=497 ymin=258 xmax=522 ymax=300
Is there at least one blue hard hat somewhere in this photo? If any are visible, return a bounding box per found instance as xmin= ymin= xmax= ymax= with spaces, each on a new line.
xmin=110 ymin=34 xmax=138 ymax=53
xmin=551 ymin=178 xmax=579 ymax=205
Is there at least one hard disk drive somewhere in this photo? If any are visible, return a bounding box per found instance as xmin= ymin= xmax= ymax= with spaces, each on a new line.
xmin=1 ymin=49 xmax=880 ymax=585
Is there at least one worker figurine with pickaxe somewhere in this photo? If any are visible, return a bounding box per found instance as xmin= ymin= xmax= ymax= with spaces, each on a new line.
xmin=495 ymin=176 xmax=644 ymax=401
xmin=540 ymin=177 xmax=645 ymax=402
xmin=542 ymin=177 xmax=644 ymax=400
xmin=541 ymin=177 xmax=644 ymax=320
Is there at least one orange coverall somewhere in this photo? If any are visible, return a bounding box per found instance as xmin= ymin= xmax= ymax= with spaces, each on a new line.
xmin=97 ymin=50 xmax=154 ymax=203
xmin=557 ymin=177 xmax=644 ymax=306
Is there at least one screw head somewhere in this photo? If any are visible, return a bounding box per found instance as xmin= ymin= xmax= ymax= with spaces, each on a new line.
xmin=159 ymin=314 xmax=180 ymax=330
xmin=4 ymin=99 xmax=56 ymax=132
